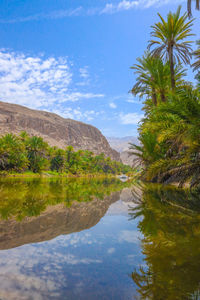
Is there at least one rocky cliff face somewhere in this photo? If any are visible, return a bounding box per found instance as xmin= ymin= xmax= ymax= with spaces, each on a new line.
xmin=120 ymin=150 xmax=135 ymax=166
xmin=107 ymin=136 xmax=139 ymax=166
xmin=0 ymin=101 xmax=120 ymax=161
xmin=107 ymin=136 xmax=138 ymax=153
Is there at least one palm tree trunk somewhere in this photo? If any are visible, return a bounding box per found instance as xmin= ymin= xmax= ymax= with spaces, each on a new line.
xmin=187 ymin=0 xmax=192 ymax=17
xmin=152 ymin=87 xmax=157 ymax=106
xmin=161 ymin=91 xmax=166 ymax=102
xmin=169 ymin=46 xmax=175 ymax=90
xmin=187 ymin=0 xmax=200 ymax=17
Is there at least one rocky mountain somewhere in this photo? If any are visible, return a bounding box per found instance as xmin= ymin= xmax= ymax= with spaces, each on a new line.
xmin=107 ymin=136 xmax=138 ymax=153
xmin=107 ymin=136 xmax=139 ymax=166
xmin=0 ymin=101 xmax=120 ymax=161
xmin=120 ymin=150 xmax=134 ymax=167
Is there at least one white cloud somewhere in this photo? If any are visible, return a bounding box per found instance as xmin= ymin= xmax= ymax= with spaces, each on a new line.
xmin=58 ymin=92 xmax=104 ymax=103
xmin=120 ymin=112 xmax=144 ymax=125
xmin=0 ymin=50 xmax=104 ymax=111
xmin=79 ymin=66 xmax=89 ymax=79
xmin=53 ymin=107 xmax=103 ymax=122
xmin=0 ymin=0 xmax=184 ymax=23
xmin=143 ymin=0 xmax=184 ymax=8
xmin=109 ymin=102 xmax=117 ymax=109
xmin=77 ymin=66 xmax=91 ymax=86
xmin=101 ymin=1 xmax=139 ymax=14
xmin=102 ymin=0 xmax=184 ymax=14
xmin=0 ymin=7 xmax=84 ymax=23
xmin=107 ymin=94 xmax=141 ymax=105
xmin=126 ymin=98 xmax=140 ymax=104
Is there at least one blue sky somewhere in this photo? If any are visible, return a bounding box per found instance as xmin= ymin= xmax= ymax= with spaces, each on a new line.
xmin=0 ymin=0 xmax=199 ymax=137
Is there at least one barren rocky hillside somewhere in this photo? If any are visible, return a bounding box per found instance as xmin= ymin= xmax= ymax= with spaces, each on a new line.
xmin=0 ymin=101 xmax=120 ymax=161
xmin=107 ymin=136 xmax=139 ymax=166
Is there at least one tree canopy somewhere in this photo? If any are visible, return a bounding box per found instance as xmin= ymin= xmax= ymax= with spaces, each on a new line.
xmin=130 ymin=6 xmax=200 ymax=189
xmin=0 ymin=132 xmax=132 ymax=175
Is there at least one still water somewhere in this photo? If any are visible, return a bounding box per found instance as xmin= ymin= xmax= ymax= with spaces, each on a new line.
xmin=0 ymin=178 xmax=200 ymax=299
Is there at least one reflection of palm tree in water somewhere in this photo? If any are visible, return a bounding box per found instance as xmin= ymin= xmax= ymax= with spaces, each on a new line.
xmin=129 ymin=184 xmax=200 ymax=300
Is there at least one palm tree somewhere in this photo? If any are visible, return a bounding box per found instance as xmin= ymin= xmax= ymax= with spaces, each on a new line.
xmin=148 ymin=6 xmax=194 ymax=90
xmin=131 ymin=52 xmax=186 ymax=105
xmin=192 ymin=40 xmax=200 ymax=71
xmin=144 ymin=86 xmax=200 ymax=187
xmin=131 ymin=53 xmax=159 ymax=105
xmin=187 ymin=0 xmax=200 ymax=18
xmin=26 ymin=136 xmax=48 ymax=172
xmin=0 ymin=133 xmax=28 ymax=171
xmin=129 ymin=131 xmax=164 ymax=170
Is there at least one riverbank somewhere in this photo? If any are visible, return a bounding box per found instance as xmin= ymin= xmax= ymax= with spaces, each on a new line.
xmin=0 ymin=171 xmax=135 ymax=179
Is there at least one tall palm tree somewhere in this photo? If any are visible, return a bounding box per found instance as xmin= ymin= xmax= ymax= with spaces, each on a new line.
xmin=187 ymin=0 xmax=200 ymax=17
xmin=131 ymin=53 xmax=160 ymax=105
xmin=148 ymin=6 xmax=194 ymax=90
xmin=131 ymin=52 xmax=186 ymax=105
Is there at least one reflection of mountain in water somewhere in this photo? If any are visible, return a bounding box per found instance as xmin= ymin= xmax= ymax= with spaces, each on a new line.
xmin=0 ymin=191 xmax=121 ymax=250
xmin=106 ymin=187 xmax=142 ymax=216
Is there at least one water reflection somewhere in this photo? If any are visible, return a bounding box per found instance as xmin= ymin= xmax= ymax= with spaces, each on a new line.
xmin=0 ymin=177 xmax=132 ymax=250
xmin=0 ymin=179 xmax=200 ymax=299
xmin=0 ymin=177 xmax=133 ymax=221
xmin=130 ymin=184 xmax=200 ymax=300
xmin=0 ymin=178 xmax=141 ymax=300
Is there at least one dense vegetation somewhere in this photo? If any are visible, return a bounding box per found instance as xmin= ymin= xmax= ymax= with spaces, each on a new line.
xmin=0 ymin=132 xmax=132 ymax=175
xmin=130 ymin=6 xmax=200 ymax=188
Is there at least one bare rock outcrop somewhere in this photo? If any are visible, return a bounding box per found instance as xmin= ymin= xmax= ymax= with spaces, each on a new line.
xmin=107 ymin=136 xmax=140 ymax=166
xmin=0 ymin=101 xmax=120 ymax=161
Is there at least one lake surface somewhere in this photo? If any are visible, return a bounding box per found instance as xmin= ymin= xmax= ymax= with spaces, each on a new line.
xmin=0 ymin=178 xmax=200 ymax=299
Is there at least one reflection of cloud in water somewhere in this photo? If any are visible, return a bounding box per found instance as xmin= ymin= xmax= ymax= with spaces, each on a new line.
xmin=0 ymin=195 xmax=142 ymax=300
xmin=107 ymin=247 xmax=115 ymax=254
xmin=51 ymin=232 xmax=100 ymax=247
xmin=118 ymin=230 xmax=141 ymax=244
xmin=0 ymin=273 xmax=60 ymax=300
xmin=0 ymin=242 xmax=102 ymax=300
xmin=126 ymin=254 xmax=138 ymax=265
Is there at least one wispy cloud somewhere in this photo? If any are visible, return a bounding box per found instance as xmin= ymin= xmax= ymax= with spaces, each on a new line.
xmin=79 ymin=66 xmax=90 ymax=80
xmin=77 ymin=66 xmax=91 ymax=87
xmin=53 ymin=107 xmax=103 ymax=122
xmin=118 ymin=230 xmax=141 ymax=244
xmin=109 ymin=102 xmax=117 ymax=109
xmin=143 ymin=0 xmax=184 ymax=8
xmin=106 ymin=94 xmax=141 ymax=105
xmin=126 ymin=98 xmax=140 ymax=104
xmin=120 ymin=112 xmax=144 ymax=124
xmin=100 ymin=0 xmax=139 ymax=14
xmin=0 ymin=0 xmax=184 ymax=23
xmin=0 ymin=7 xmax=84 ymax=24
xmin=0 ymin=50 xmax=104 ymax=112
